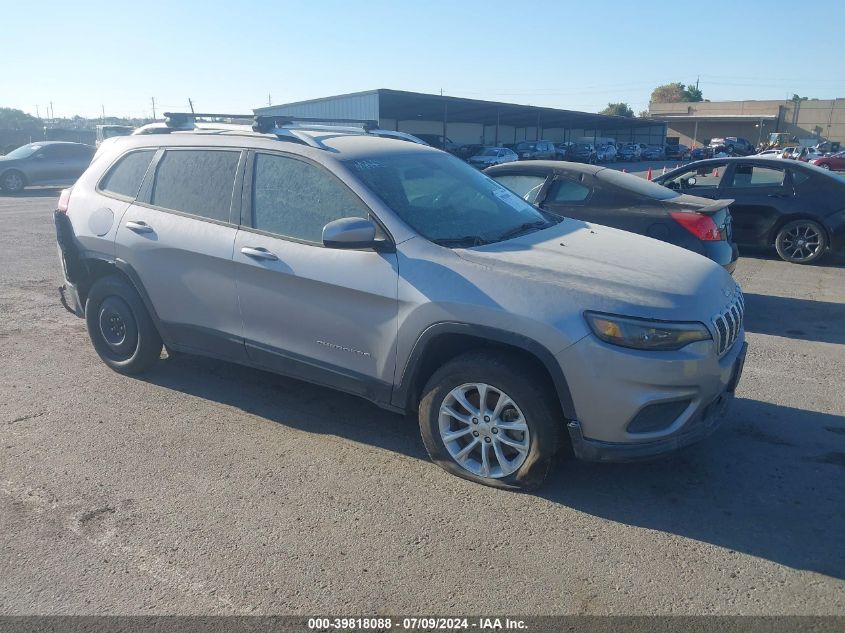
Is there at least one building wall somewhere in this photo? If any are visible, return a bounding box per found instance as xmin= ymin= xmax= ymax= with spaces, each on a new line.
xmin=257 ymin=92 xmax=380 ymax=121
xmin=651 ymin=99 xmax=845 ymax=146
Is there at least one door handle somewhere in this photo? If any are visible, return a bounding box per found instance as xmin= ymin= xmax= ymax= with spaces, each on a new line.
xmin=767 ymin=193 xmax=790 ymax=198
xmin=241 ymin=246 xmax=278 ymax=261
xmin=125 ymin=220 xmax=153 ymax=233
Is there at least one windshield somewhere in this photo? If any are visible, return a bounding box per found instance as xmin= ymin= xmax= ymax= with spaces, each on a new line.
xmin=345 ymin=153 xmax=554 ymax=246
xmin=516 ymin=142 xmax=537 ymax=151
xmin=3 ymin=144 xmax=40 ymax=159
xmin=479 ymin=148 xmax=499 ymax=156
xmin=491 ymin=174 xmax=547 ymax=204
xmin=596 ymin=168 xmax=680 ymax=200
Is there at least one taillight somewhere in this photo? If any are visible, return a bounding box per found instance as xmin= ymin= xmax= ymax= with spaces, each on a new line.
xmin=670 ymin=211 xmax=721 ymax=241
xmin=57 ymin=188 xmax=72 ymax=214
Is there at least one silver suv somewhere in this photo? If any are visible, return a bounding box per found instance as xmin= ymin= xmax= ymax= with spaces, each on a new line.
xmin=54 ymin=113 xmax=747 ymax=490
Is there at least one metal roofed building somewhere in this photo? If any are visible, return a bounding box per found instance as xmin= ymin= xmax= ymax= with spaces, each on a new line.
xmin=254 ymin=89 xmax=667 ymax=148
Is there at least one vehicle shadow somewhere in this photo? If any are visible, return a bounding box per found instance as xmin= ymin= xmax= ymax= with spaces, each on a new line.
xmin=743 ymin=292 xmax=845 ymax=345
xmin=0 ymin=187 xmax=64 ymax=199
xmin=141 ymin=354 xmax=845 ymax=579
xmin=544 ymin=397 xmax=845 ymax=579
xmin=739 ymin=244 xmax=845 ymax=268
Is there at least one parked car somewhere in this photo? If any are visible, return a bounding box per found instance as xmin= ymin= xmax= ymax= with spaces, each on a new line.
xmin=568 ymin=143 xmax=598 ymax=164
xmin=597 ymin=144 xmax=617 ymax=162
xmin=709 ymin=137 xmax=754 ymax=156
xmin=690 ymin=147 xmax=711 ymax=160
xmin=618 ymin=144 xmax=642 ymax=160
xmin=754 ymin=149 xmax=783 ymax=158
xmin=515 ymin=140 xmax=558 ymax=160
xmin=0 ymin=141 xmax=95 ymax=193
xmin=486 ymin=161 xmax=738 ymax=273
xmin=54 ymin=117 xmax=746 ymax=490
xmin=655 ymin=157 xmax=845 ymax=264
xmin=456 ymin=143 xmax=484 ymax=160
xmin=412 ymin=133 xmax=461 ymax=153
xmin=795 ymin=147 xmax=825 ymax=163
xmin=467 ymin=146 xmax=518 ymax=168
xmin=811 ymin=150 xmax=845 ymax=171
xmin=641 ymin=145 xmax=666 ymax=160
xmin=665 ymin=144 xmax=690 ymax=160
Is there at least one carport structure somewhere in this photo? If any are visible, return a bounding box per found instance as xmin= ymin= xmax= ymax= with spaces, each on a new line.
xmin=255 ymin=89 xmax=667 ymax=148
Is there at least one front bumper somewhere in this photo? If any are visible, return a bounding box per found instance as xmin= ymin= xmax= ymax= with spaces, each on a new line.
xmin=557 ymin=333 xmax=747 ymax=462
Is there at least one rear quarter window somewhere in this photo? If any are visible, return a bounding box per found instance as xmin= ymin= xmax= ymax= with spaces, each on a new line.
xmin=99 ymin=150 xmax=156 ymax=199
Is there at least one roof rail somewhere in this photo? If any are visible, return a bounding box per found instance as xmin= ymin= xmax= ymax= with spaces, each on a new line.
xmin=252 ymin=115 xmax=379 ymax=134
xmin=163 ymin=112 xmax=253 ymax=127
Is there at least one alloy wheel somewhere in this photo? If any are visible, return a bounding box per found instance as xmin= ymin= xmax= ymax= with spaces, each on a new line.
xmin=3 ymin=173 xmax=24 ymax=192
xmin=819 ymin=164 xmax=830 ymax=170
xmin=438 ymin=383 xmax=530 ymax=479
xmin=780 ymin=223 xmax=823 ymax=262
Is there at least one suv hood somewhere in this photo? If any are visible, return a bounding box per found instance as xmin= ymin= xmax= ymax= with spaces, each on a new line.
xmin=455 ymin=219 xmax=735 ymax=321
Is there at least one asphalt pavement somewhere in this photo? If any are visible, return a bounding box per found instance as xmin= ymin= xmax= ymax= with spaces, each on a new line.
xmin=1 ymin=190 xmax=843 ymax=615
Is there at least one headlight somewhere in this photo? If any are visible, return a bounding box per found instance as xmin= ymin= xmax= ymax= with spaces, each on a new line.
xmin=584 ymin=312 xmax=711 ymax=351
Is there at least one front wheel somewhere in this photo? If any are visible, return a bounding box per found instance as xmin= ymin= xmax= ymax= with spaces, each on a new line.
xmin=774 ymin=219 xmax=828 ymax=264
xmin=85 ymin=275 xmax=162 ymax=374
xmin=418 ymin=351 xmax=561 ymax=491
xmin=819 ymin=163 xmax=831 ymax=170
xmin=1 ymin=171 xmax=26 ymax=193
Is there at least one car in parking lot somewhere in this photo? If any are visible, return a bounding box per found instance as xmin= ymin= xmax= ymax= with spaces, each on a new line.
xmin=567 ymin=143 xmax=598 ymax=164
xmin=641 ymin=145 xmax=666 ymax=160
xmin=618 ymin=144 xmax=642 ymax=160
xmin=515 ymin=140 xmax=558 ymax=160
xmin=811 ymin=150 xmax=845 ymax=171
xmin=485 ymin=161 xmax=738 ymax=273
xmin=467 ymin=146 xmax=517 ymax=168
xmin=710 ymin=137 xmax=754 ymax=156
xmin=54 ymin=113 xmax=747 ymax=490
xmin=0 ymin=141 xmax=95 ymax=193
xmin=655 ymin=157 xmax=845 ymax=264
xmin=597 ymin=144 xmax=617 ymax=162
xmin=411 ymin=133 xmax=461 ymax=153
xmin=665 ymin=144 xmax=690 ymax=160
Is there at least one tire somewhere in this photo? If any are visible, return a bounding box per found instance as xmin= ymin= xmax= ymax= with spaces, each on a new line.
xmin=1 ymin=170 xmax=26 ymax=193
xmin=774 ymin=219 xmax=828 ymax=264
xmin=819 ymin=163 xmax=830 ymax=170
xmin=85 ymin=275 xmax=162 ymax=374
xmin=418 ymin=351 xmax=561 ymax=491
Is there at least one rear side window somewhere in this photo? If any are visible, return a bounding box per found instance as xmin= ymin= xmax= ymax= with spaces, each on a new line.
xmin=100 ymin=150 xmax=155 ymax=199
xmin=151 ymin=150 xmax=240 ymax=222
xmin=252 ymin=153 xmax=367 ymax=243
xmin=729 ymin=164 xmax=785 ymax=187
xmin=548 ymin=178 xmax=590 ymax=202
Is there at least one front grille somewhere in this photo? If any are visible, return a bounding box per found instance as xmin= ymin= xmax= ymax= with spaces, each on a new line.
xmin=712 ymin=286 xmax=744 ymax=356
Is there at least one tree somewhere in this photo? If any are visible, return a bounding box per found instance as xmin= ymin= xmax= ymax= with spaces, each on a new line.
xmin=791 ymin=94 xmax=808 ymax=102
xmin=599 ymin=102 xmax=634 ymax=118
xmin=0 ymin=108 xmax=42 ymax=131
xmin=649 ymin=82 xmax=704 ymax=104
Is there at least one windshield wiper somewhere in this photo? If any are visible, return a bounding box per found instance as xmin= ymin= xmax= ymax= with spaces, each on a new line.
xmin=496 ymin=220 xmax=549 ymax=242
xmin=432 ymin=235 xmax=493 ymax=247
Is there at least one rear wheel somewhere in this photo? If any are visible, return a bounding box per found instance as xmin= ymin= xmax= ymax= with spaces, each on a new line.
xmin=774 ymin=219 xmax=828 ymax=264
xmin=819 ymin=163 xmax=831 ymax=170
xmin=85 ymin=275 xmax=162 ymax=374
xmin=418 ymin=351 xmax=560 ymax=491
xmin=1 ymin=171 xmax=26 ymax=193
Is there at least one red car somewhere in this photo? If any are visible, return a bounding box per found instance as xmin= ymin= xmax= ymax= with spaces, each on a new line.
xmin=812 ymin=151 xmax=845 ymax=171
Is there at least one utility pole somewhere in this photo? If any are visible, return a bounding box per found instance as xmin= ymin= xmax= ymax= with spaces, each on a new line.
xmin=35 ymin=105 xmax=40 ymax=118
xmin=151 ymin=97 xmax=156 ymax=119
xmin=268 ymin=93 xmax=272 ymax=106
xmin=188 ymin=98 xmax=194 ymax=114
xmin=695 ymin=76 xmax=699 ymax=92
xmin=49 ymin=101 xmax=54 ymax=119
xmin=101 ymin=104 xmax=106 ymax=121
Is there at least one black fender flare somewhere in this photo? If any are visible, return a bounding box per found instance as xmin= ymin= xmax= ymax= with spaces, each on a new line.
xmin=391 ymin=321 xmax=577 ymax=420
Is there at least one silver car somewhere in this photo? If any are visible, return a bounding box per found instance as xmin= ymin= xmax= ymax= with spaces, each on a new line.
xmin=54 ymin=114 xmax=746 ymax=490
xmin=468 ymin=147 xmax=518 ymax=168
xmin=0 ymin=141 xmax=94 ymax=193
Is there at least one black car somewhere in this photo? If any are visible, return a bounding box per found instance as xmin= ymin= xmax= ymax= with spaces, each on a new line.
xmin=485 ymin=161 xmax=738 ymax=272
xmin=665 ymin=144 xmax=690 ymax=160
xmin=655 ymin=157 xmax=845 ymax=264
xmin=0 ymin=142 xmax=95 ymax=193
xmin=566 ymin=143 xmax=597 ymax=164
xmin=641 ymin=144 xmax=666 ymax=160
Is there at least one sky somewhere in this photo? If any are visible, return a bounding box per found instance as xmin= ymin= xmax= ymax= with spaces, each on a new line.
xmin=3 ymin=0 xmax=843 ymax=119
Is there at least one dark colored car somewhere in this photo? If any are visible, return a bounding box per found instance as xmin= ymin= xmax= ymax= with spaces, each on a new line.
xmin=485 ymin=161 xmax=738 ymax=273
xmin=456 ymin=143 xmax=484 ymax=160
xmin=515 ymin=140 xmax=558 ymax=160
xmin=709 ymin=137 xmax=754 ymax=156
xmin=566 ymin=143 xmax=597 ymax=164
xmin=665 ymin=144 xmax=690 ymax=160
xmin=641 ymin=145 xmax=666 ymax=160
xmin=655 ymin=157 xmax=845 ymax=264
xmin=618 ymin=144 xmax=641 ymax=161
xmin=0 ymin=141 xmax=95 ymax=193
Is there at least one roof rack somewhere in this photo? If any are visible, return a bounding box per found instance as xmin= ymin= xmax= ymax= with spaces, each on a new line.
xmin=252 ymin=115 xmax=379 ymax=134
xmin=163 ymin=112 xmax=253 ymax=127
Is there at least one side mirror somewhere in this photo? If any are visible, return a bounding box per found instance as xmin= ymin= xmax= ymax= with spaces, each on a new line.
xmin=323 ymin=217 xmax=388 ymax=251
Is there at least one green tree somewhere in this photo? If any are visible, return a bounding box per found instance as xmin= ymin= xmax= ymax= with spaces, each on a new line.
xmin=650 ymin=82 xmax=704 ymax=104
xmin=599 ymin=102 xmax=634 ymax=117
xmin=0 ymin=108 xmax=42 ymax=131
xmin=791 ymin=94 xmax=808 ymax=102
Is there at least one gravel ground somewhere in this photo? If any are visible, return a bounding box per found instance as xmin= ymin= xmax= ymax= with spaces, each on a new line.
xmin=1 ymin=189 xmax=843 ymax=615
